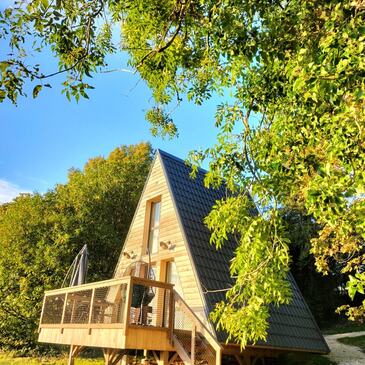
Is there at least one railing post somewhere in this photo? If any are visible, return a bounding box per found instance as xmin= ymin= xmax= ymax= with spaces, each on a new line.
xmin=191 ymin=325 xmax=196 ymax=365
xmin=38 ymin=295 xmax=47 ymax=333
xmin=60 ymin=292 xmax=68 ymax=333
xmin=61 ymin=293 xmax=68 ymax=324
xmin=88 ymin=288 xmax=96 ymax=334
xmin=168 ymin=289 xmax=175 ymax=344
xmin=123 ymin=276 xmax=133 ymax=335
xmin=216 ymin=348 xmax=222 ymax=365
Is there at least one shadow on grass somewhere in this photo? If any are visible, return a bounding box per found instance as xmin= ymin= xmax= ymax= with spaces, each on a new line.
xmin=278 ymin=353 xmax=336 ymax=365
xmin=337 ymin=335 xmax=365 ymax=354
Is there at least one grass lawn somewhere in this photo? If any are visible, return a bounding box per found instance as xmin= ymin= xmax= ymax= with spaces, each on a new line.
xmin=0 ymin=355 xmax=104 ymax=365
xmin=322 ymin=321 xmax=365 ymax=335
xmin=337 ymin=335 xmax=365 ymax=354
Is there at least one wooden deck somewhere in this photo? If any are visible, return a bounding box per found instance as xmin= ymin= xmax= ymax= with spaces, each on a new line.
xmin=38 ymin=276 xmax=223 ymax=365
xmin=38 ymin=276 xmax=175 ymax=351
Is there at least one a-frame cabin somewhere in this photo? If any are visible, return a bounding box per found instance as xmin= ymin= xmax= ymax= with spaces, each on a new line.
xmin=38 ymin=150 xmax=329 ymax=365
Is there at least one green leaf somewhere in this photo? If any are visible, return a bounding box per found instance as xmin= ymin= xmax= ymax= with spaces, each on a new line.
xmin=32 ymin=85 xmax=42 ymax=99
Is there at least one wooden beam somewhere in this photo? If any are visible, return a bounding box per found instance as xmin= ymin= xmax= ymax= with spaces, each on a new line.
xmin=191 ymin=325 xmax=196 ymax=365
xmin=45 ymin=277 xmax=130 ymax=296
xmin=158 ymin=351 xmax=169 ymax=365
xmin=216 ymin=348 xmax=222 ymax=365
xmin=121 ymin=354 xmax=129 ymax=365
xmin=131 ymin=276 xmax=174 ymax=290
xmin=68 ymin=345 xmax=84 ymax=365
xmin=67 ymin=346 xmax=74 ymax=365
xmin=123 ymin=276 xmax=133 ymax=334
xmin=168 ymin=352 xmax=178 ymax=364
xmin=103 ymin=348 xmax=126 ymax=365
xmin=173 ymin=335 xmax=192 ymax=365
xmin=111 ymin=350 xmax=126 ymax=365
xmin=142 ymin=349 xmax=149 ymax=364
xmin=88 ymin=288 xmax=96 ymax=324
xmin=103 ymin=348 xmax=111 ymax=365
xmin=168 ymin=290 xmax=174 ymax=344
xmin=152 ymin=351 xmax=160 ymax=363
xmin=60 ymin=292 xmax=68 ymax=333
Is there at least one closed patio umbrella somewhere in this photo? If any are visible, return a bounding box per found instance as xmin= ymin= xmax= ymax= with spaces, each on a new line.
xmin=62 ymin=244 xmax=89 ymax=287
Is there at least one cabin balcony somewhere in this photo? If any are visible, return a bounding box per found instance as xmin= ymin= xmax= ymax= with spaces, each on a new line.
xmin=38 ymin=276 xmax=222 ymax=365
xmin=38 ymin=276 xmax=176 ymax=351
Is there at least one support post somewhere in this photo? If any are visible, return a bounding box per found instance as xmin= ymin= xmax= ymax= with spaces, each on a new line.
xmin=191 ymin=325 xmax=196 ymax=365
xmin=168 ymin=352 xmax=178 ymax=364
xmin=168 ymin=290 xmax=174 ymax=343
xmin=104 ymin=349 xmax=126 ymax=365
xmin=103 ymin=348 xmax=111 ymax=365
xmin=123 ymin=276 xmax=133 ymax=335
xmin=68 ymin=345 xmax=75 ymax=365
xmin=142 ymin=349 xmax=148 ymax=364
xmin=88 ymin=288 xmax=96 ymax=334
xmin=216 ymin=348 xmax=222 ymax=365
xmin=68 ymin=345 xmax=83 ymax=365
xmin=158 ymin=351 xmax=169 ymax=365
xmin=121 ymin=354 xmax=129 ymax=365
xmin=88 ymin=288 xmax=96 ymax=324
xmin=60 ymin=292 xmax=68 ymax=333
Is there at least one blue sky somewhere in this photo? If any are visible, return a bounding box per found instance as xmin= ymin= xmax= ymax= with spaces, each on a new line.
xmin=0 ymin=5 xmax=221 ymax=203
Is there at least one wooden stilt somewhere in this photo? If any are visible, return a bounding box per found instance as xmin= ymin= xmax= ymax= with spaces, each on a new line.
xmin=168 ymin=352 xmax=178 ymax=364
xmin=103 ymin=348 xmax=126 ymax=365
xmin=121 ymin=354 xmax=129 ymax=365
xmin=68 ymin=346 xmax=74 ymax=365
xmin=142 ymin=349 xmax=149 ymax=364
xmin=68 ymin=345 xmax=84 ymax=365
xmin=113 ymin=352 xmax=126 ymax=365
xmin=152 ymin=351 xmax=160 ymax=363
xmin=157 ymin=351 xmax=169 ymax=365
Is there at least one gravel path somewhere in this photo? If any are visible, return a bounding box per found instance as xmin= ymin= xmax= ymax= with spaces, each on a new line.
xmin=324 ymin=331 xmax=365 ymax=365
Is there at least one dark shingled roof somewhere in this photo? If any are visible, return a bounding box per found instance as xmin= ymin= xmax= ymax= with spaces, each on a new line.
xmin=158 ymin=149 xmax=329 ymax=354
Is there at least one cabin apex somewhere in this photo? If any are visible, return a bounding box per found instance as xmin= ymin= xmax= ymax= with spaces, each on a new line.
xmin=38 ymin=149 xmax=329 ymax=365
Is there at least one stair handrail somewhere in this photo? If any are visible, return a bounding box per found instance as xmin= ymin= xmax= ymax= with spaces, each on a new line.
xmin=172 ymin=290 xmax=223 ymax=356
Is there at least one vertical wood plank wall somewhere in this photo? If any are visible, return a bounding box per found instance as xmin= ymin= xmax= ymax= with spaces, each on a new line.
xmin=114 ymin=156 xmax=208 ymax=326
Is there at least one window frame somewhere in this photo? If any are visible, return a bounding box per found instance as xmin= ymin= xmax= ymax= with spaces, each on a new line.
xmin=146 ymin=198 xmax=161 ymax=255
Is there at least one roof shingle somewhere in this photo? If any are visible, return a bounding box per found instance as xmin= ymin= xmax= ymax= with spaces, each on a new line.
xmin=159 ymin=149 xmax=329 ymax=354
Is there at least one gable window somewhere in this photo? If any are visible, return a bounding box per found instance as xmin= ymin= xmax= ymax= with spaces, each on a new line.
xmin=147 ymin=201 xmax=161 ymax=254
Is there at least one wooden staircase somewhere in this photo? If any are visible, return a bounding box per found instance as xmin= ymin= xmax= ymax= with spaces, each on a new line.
xmin=171 ymin=292 xmax=222 ymax=365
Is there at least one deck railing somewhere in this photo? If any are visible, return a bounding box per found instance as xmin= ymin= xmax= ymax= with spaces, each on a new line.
xmin=172 ymin=292 xmax=222 ymax=365
xmin=39 ymin=277 xmax=222 ymax=365
xmin=39 ymin=276 xmax=174 ymax=332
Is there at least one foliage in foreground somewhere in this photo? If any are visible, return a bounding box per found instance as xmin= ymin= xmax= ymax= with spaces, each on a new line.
xmin=282 ymin=208 xmax=348 ymax=328
xmin=0 ymin=143 xmax=152 ymax=352
xmin=1 ymin=0 xmax=365 ymax=348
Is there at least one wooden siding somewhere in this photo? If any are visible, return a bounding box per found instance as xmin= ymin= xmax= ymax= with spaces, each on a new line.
xmin=114 ymin=156 xmax=208 ymax=326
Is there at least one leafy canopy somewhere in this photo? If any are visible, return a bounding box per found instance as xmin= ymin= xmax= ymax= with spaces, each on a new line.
xmin=1 ymin=0 xmax=365 ymax=347
xmin=0 ymin=143 xmax=152 ymax=352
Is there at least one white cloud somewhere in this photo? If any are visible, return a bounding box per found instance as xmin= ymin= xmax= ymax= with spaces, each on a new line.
xmin=0 ymin=179 xmax=30 ymax=204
